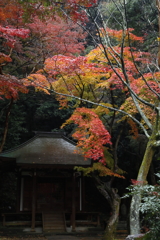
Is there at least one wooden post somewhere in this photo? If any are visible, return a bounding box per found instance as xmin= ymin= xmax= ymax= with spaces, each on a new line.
xmin=31 ymin=170 xmax=37 ymax=231
xmin=2 ymin=214 xmax=6 ymax=227
xmin=16 ymin=170 xmax=21 ymax=212
xmin=71 ymin=172 xmax=76 ymax=231
xmin=82 ymin=173 xmax=85 ymax=211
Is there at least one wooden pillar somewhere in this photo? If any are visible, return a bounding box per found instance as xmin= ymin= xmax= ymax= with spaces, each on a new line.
xmin=82 ymin=174 xmax=85 ymax=211
xmin=20 ymin=177 xmax=24 ymax=211
xmin=71 ymin=172 xmax=76 ymax=231
xmin=79 ymin=176 xmax=82 ymax=212
xmin=16 ymin=170 xmax=21 ymax=212
xmin=31 ymin=170 xmax=37 ymax=231
xmin=64 ymin=178 xmax=67 ymax=211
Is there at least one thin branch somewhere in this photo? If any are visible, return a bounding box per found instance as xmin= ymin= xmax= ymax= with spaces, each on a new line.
xmin=48 ymin=86 xmax=150 ymax=138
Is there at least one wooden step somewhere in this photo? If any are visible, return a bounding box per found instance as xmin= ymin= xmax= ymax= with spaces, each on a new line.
xmin=116 ymin=221 xmax=128 ymax=239
xmin=42 ymin=212 xmax=66 ymax=232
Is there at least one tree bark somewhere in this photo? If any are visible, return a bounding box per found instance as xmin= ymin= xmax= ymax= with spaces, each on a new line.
xmin=95 ymin=176 xmax=121 ymax=240
xmin=130 ymin=108 xmax=160 ymax=235
xmin=103 ymin=189 xmax=121 ymax=240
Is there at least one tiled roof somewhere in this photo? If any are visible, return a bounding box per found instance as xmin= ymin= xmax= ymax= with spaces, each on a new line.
xmin=0 ymin=132 xmax=91 ymax=167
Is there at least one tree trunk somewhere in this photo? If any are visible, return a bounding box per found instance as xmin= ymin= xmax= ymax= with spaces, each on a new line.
xmin=103 ymin=190 xmax=121 ymax=240
xmin=0 ymin=98 xmax=13 ymax=152
xmin=130 ymin=109 xmax=160 ymax=235
xmin=129 ymin=191 xmax=141 ymax=235
xmin=95 ymin=176 xmax=121 ymax=240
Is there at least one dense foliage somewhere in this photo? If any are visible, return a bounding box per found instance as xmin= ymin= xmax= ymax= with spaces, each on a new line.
xmin=1 ymin=0 xmax=160 ymax=238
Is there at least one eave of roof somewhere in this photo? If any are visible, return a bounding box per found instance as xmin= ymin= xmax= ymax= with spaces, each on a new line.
xmin=0 ymin=132 xmax=91 ymax=167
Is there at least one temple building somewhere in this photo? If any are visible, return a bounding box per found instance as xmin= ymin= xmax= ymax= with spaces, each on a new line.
xmin=0 ymin=132 xmax=102 ymax=232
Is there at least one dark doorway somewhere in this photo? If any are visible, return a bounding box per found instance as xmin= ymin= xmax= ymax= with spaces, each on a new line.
xmin=37 ymin=178 xmax=65 ymax=211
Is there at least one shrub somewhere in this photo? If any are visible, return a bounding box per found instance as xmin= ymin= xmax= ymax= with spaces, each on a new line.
xmin=124 ymin=173 xmax=160 ymax=240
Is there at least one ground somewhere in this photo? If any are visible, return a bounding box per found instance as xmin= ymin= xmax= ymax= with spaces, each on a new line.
xmin=0 ymin=226 xmax=126 ymax=240
xmin=0 ymin=226 xmax=104 ymax=240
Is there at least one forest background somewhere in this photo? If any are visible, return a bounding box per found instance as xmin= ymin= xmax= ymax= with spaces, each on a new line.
xmin=0 ymin=0 xmax=160 ymax=239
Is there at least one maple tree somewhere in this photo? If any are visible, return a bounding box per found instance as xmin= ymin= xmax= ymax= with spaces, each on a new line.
xmin=59 ymin=2 xmax=160 ymax=236
xmin=62 ymin=107 xmax=112 ymax=164
xmin=11 ymin=15 xmax=86 ymax=76
xmin=20 ymin=0 xmax=98 ymax=22
xmin=25 ymin=28 xmax=148 ymax=239
xmin=0 ymin=0 xmax=30 ymax=152
xmin=0 ymin=0 xmax=87 ymax=152
xmin=27 ymin=15 xmax=85 ymax=56
xmin=1 ymin=0 xmax=160 ymax=238
xmin=0 ymin=0 xmax=30 ymax=99
xmin=5 ymin=17 xmax=86 ymax=78
xmin=24 ymin=0 xmax=160 ymax=237
xmin=62 ymin=107 xmax=125 ymax=239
